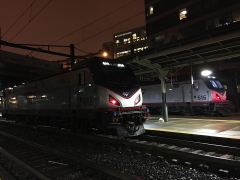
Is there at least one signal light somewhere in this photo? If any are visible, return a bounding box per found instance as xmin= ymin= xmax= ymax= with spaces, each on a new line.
xmin=109 ymin=95 xmax=120 ymax=106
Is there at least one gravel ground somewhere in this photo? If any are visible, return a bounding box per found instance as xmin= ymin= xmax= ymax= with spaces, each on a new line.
xmin=0 ymin=123 xmax=239 ymax=180
xmin=84 ymin=146 xmax=239 ymax=180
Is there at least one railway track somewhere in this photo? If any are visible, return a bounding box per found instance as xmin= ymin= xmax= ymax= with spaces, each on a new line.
xmin=86 ymin=134 xmax=239 ymax=178
xmin=0 ymin=120 xmax=239 ymax=179
xmin=0 ymin=127 xmax=137 ymax=180
xmin=126 ymin=132 xmax=240 ymax=176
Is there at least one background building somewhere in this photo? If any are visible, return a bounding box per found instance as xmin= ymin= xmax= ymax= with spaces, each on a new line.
xmin=113 ymin=26 xmax=149 ymax=59
xmin=145 ymin=0 xmax=240 ymax=48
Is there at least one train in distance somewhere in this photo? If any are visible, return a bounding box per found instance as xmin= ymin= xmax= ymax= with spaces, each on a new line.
xmin=2 ymin=57 xmax=147 ymax=137
xmin=142 ymin=77 xmax=230 ymax=116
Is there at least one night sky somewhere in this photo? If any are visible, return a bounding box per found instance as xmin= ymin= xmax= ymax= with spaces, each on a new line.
xmin=0 ymin=0 xmax=145 ymax=60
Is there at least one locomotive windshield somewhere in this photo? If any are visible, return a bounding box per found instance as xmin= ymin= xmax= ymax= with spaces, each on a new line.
xmin=204 ymin=79 xmax=225 ymax=92
xmin=90 ymin=61 xmax=138 ymax=88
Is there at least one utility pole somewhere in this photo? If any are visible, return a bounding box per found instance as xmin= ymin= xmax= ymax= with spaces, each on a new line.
xmin=158 ymin=70 xmax=168 ymax=122
xmin=0 ymin=27 xmax=2 ymax=50
xmin=70 ymin=44 xmax=75 ymax=67
xmin=190 ymin=63 xmax=194 ymax=114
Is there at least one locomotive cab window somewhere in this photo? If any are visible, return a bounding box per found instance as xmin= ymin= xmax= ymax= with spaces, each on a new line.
xmin=90 ymin=62 xmax=138 ymax=88
xmin=204 ymin=79 xmax=225 ymax=93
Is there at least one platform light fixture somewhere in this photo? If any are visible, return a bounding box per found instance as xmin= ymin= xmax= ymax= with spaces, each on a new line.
xmin=201 ymin=69 xmax=212 ymax=77
xmin=179 ymin=8 xmax=188 ymax=20
xmin=149 ymin=6 xmax=154 ymax=15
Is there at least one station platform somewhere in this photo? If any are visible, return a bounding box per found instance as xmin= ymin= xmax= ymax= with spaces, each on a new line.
xmin=144 ymin=116 xmax=240 ymax=139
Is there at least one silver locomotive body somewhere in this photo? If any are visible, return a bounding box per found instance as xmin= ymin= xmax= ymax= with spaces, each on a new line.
xmin=142 ymin=78 xmax=229 ymax=115
xmin=3 ymin=58 xmax=146 ymax=136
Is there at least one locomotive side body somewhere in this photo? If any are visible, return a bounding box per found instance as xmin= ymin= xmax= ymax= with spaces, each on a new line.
xmin=3 ymin=58 xmax=146 ymax=136
xmin=142 ymin=78 xmax=229 ymax=115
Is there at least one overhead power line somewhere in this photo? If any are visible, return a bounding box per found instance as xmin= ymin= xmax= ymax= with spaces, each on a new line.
xmin=74 ymin=46 xmax=89 ymax=54
xmin=52 ymin=0 xmax=138 ymax=43
xmin=3 ymin=0 xmax=38 ymax=38
xmin=75 ymin=10 xmax=144 ymax=45
xmin=9 ymin=0 xmax=53 ymax=41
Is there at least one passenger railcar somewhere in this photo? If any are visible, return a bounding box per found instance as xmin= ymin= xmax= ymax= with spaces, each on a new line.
xmin=3 ymin=58 xmax=146 ymax=136
xmin=142 ymin=78 xmax=230 ymax=115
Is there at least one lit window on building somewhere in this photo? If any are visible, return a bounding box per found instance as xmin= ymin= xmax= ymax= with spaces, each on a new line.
xmin=149 ymin=6 xmax=154 ymax=15
xmin=116 ymin=50 xmax=131 ymax=57
xmin=179 ymin=8 xmax=188 ymax=20
xmin=233 ymin=11 xmax=240 ymax=23
xmin=132 ymin=33 xmax=137 ymax=40
xmin=123 ymin=38 xmax=131 ymax=44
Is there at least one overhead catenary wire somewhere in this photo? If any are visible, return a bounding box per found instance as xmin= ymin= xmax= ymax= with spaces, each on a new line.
xmin=9 ymin=0 xmax=53 ymax=41
xmin=52 ymin=0 xmax=138 ymax=43
xmin=2 ymin=0 xmax=38 ymax=38
xmin=9 ymin=1 xmax=142 ymax=59
xmin=74 ymin=46 xmax=89 ymax=54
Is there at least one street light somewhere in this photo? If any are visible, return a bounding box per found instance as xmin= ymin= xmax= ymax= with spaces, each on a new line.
xmin=201 ymin=69 xmax=212 ymax=77
xmin=101 ymin=51 xmax=108 ymax=58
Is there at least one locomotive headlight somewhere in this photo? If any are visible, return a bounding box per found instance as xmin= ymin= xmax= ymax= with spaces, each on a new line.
xmin=134 ymin=95 xmax=141 ymax=105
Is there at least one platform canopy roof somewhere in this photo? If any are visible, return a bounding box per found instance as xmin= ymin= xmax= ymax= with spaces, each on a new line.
xmin=122 ymin=29 xmax=240 ymax=76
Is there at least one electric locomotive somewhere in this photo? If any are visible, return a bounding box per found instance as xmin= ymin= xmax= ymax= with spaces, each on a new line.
xmin=142 ymin=78 xmax=230 ymax=115
xmin=3 ymin=57 xmax=146 ymax=136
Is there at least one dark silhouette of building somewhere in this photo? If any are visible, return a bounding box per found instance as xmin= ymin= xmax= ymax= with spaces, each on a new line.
xmin=145 ymin=0 xmax=240 ymax=48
